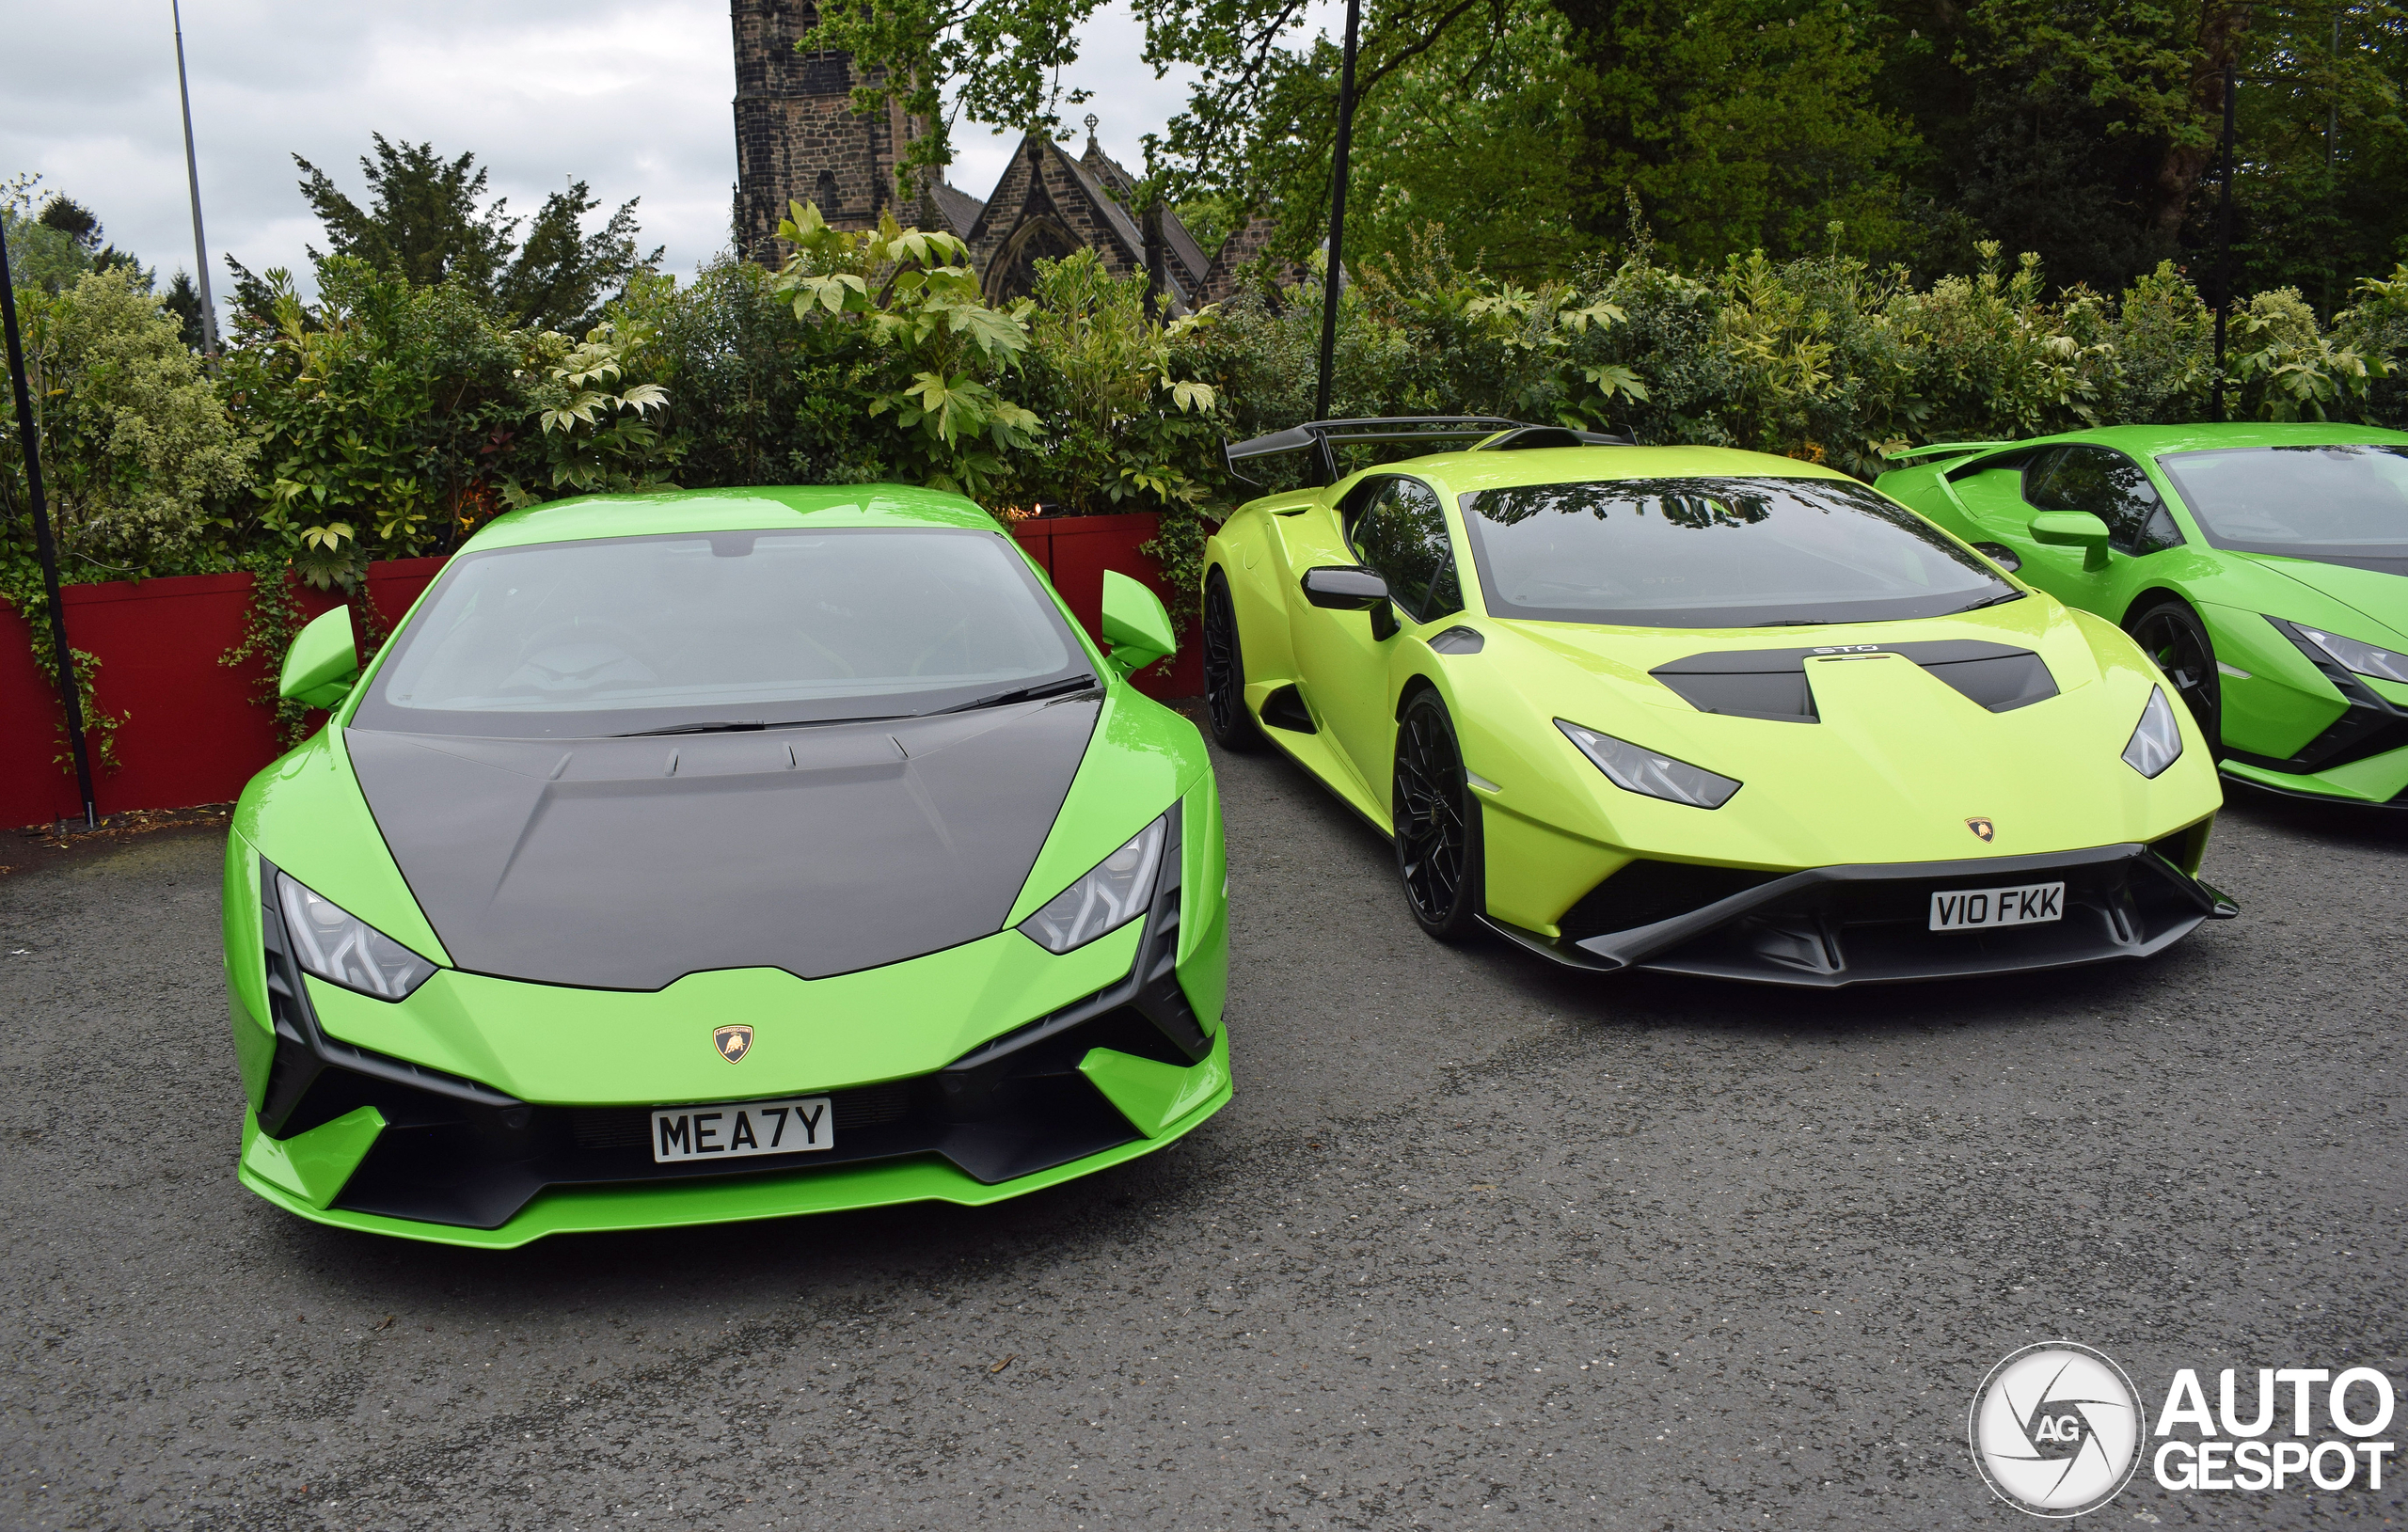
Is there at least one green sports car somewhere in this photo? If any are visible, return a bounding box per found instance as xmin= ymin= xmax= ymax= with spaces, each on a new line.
xmin=1876 ymin=423 xmax=2408 ymax=810
xmin=223 ymin=486 xmax=1230 ymax=1247
xmin=1201 ymin=419 xmax=2234 ymax=986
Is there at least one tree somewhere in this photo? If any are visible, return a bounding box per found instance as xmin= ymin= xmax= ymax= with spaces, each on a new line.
xmin=161 ymin=271 xmax=208 ymax=352
xmin=815 ymin=0 xmax=1916 ymax=272
xmin=5 ymin=180 xmax=102 ymax=294
xmin=291 ymin=134 xmax=659 ymax=332
xmin=814 ymin=0 xmax=2404 ymax=296
xmin=0 ymin=266 xmax=253 ymax=573
xmin=37 ymin=192 xmax=154 ymax=287
xmin=295 ymin=135 xmax=516 ymax=292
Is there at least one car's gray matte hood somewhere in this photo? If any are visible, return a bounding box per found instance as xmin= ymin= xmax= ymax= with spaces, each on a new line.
xmin=345 ymin=698 xmax=1100 ymax=990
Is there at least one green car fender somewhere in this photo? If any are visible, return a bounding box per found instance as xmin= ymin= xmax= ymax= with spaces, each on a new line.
xmin=225 ymin=727 xmax=454 ymax=1112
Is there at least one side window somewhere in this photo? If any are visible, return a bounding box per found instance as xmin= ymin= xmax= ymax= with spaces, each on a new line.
xmin=2027 ymin=446 xmax=2182 ymax=556
xmin=1349 ymin=478 xmax=1462 ymax=623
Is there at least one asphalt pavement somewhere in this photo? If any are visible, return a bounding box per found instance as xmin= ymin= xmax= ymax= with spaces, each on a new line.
xmin=2 ymin=737 xmax=2403 ymax=1530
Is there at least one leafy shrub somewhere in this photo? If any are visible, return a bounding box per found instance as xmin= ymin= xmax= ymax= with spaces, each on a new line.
xmin=4 ymin=266 xmax=252 ymax=576
xmin=8 ymin=206 xmax=2408 ymax=715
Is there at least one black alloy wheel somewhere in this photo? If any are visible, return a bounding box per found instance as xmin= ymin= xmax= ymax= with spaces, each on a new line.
xmin=2128 ymin=597 xmax=2222 ymax=747
xmin=1201 ymin=569 xmax=1261 ymax=751
xmin=1393 ymin=690 xmax=1484 ymax=940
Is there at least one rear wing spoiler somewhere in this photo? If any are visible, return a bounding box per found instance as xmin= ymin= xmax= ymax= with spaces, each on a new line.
xmin=1882 ymin=440 xmax=2014 ymax=464
xmin=1223 ymin=417 xmax=1633 ymax=486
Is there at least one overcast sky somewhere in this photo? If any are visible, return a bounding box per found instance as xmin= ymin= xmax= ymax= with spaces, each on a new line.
xmin=1 ymin=1 xmax=1204 ymax=319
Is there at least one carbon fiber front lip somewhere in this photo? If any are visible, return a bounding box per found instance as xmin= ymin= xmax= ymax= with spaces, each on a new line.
xmin=1481 ymin=843 xmax=2237 ymax=988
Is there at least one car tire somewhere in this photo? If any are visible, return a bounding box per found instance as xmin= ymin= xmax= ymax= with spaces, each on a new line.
xmin=1201 ymin=568 xmax=1262 ymax=752
xmin=1393 ymin=689 xmax=1484 ymax=942
xmin=2127 ymin=596 xmax=2222 ymax=746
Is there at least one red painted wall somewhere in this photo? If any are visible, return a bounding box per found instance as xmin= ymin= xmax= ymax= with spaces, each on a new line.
xmin=3 ymin=522 xmax=1196 ymax=826
xmin=1009 ymin=512 xmax=1204 ymax=700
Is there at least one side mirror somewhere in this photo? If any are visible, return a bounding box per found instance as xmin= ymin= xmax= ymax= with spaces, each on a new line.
xmin=279 ymin=606 xmax=360 ymax=711
xmin=2028 ymin=511 xmax=2112 ymax=572
xmin=1970 ymin=540 xmax=2023 ymax=574
xmin=1301 ymin=565 xmax=1389 ymax=610
xmin=1100 ymin=569 xmax=1176 ymax=679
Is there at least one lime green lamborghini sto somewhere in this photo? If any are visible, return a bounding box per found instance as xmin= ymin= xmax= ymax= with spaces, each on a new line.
xmin=1875 ymin=423 xmax=2408 ymax=810
xmin=223 ymin=485 xmax=1229 ymax=1246
xmin=1201 ymin=419 xmax=2234 ymax=986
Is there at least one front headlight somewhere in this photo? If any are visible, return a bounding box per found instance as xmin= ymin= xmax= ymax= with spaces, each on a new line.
xmin=2296 ymin=624 xmax=2408 ymax=686
xmin=2121 ymin=686 xmax=2184 ymax=779
xmin=276 ymin=872 xmax=436 ymax=1000
xmin=1018 ymin=813 xmax=1169 ymax=954
xmin=1556 ymin=719 xmax=1741 ymax=809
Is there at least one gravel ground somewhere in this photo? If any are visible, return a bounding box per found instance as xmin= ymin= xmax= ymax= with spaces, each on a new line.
xmin=1 ymin=744 xmax=2402 ymax=1531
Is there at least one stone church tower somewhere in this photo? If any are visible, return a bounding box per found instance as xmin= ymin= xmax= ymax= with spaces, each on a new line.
xmin=730 ymin=0 xmax=925 ymax=259
xmin=731 ymin=6 xmax=1282 ymax=306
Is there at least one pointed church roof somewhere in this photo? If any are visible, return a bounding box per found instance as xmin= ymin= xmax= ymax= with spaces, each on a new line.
xmin=928 ymin=182 xmax=987 ymax=240
xmin=1077 ymin=127 xmax=1211 ymax=290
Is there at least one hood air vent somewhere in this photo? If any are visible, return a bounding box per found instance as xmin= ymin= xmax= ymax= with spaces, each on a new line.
xmin=1651 ymin=640 xmax=2056 ymax=722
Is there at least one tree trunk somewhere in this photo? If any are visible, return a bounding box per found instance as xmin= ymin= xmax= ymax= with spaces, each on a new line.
xmin=2148 ymin=3 xmax=2253 ymax=245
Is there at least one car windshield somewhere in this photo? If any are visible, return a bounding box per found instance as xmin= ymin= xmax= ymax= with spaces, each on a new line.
xmin=2156 ymin=444 xmax=2408 ymax=570
xmin=352 ymin=527 xmax=1091 ymax=738
xmin=1456 ymin=475 xmax=2015 ymax=628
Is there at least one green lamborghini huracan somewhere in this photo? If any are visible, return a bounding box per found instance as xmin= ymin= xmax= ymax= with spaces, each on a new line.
xmin=1202 ymin=419 xmax=2235 ymax=986
xmin=224 ymin=485 xmax=1229 ymax=1246
xmin=1876 ymin=423 xmax=2408 ymax=810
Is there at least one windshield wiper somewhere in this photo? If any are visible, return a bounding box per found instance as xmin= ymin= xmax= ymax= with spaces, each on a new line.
xmin=927 ymin=674 xmax=1101 ymax=715
xmin=1956 ymin=590 xmax=2028 ymax=611
xmin=615 ymin=720 xmax=768 ymax=737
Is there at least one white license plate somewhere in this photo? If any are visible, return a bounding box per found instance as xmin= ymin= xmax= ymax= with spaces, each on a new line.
xmin=651 ymin=1096 xmax=832 ymax=1163
xmin=1929 ymin=881 xmax=2065 ymax=931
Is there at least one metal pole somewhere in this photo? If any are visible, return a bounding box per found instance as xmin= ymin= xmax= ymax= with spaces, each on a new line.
xmin=2325 ymin=9 xmax=2339 ymax=320
xmin=1310 ymin=0 xmax=1361 ymax=448
xmin=173 ymin=0 xmax=219 ymax=357
xmin=2211 ymin=63 xmax=2236 ymax=423
xmin=0 ymin=217 xmax=101 ymax=829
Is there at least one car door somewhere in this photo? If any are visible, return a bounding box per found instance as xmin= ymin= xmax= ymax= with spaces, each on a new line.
xmin=2018 ymin=444 xmax=2185 ymax=615
xmin=1289 ymin=475 xmax=1465 ymax=796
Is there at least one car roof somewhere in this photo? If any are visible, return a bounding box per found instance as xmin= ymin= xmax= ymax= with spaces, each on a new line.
xmin=1954 ymin=421 xmax=2408 ymax=461
xmin=460 ymin=484 xmax=1000 ymax=552
xmin=1336 ymin=443 xmax=1861 ymax=498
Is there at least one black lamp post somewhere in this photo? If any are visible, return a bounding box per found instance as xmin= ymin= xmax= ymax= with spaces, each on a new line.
xmin=1310 ymin=0 xmax=1362 ymax=436
xmin=0 ymin=217 xmax=100 ymax=829
xmin=2211 ymin=62 xmax=2237 ymax=423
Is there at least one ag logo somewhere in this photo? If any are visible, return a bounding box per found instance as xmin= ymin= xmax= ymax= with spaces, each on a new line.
xmin=1967 ymin=816 xmax=1996 ymax=843
xmin=1969 ymin=1342 xmax=2144 ymax=1517
xmin=713 ymin=1024 xmax=753 ymax=1064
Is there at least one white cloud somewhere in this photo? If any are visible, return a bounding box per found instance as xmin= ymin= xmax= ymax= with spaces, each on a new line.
xmin=2 ymin=0 xmax=1229 ymax=328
